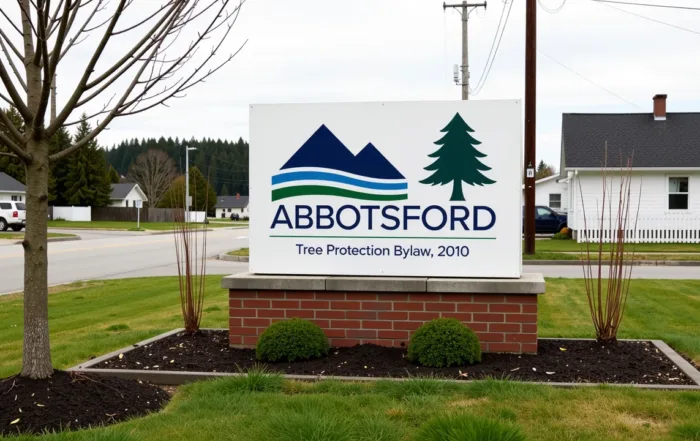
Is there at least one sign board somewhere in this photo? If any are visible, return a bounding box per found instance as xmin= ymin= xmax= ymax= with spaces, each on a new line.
xmin=135 ymin=200 xmax=143 ymax=209
xmin=249 ymin=101 xmax=522 ymax=278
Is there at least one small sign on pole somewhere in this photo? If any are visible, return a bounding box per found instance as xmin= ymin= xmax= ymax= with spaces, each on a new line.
xmin=135 ymin=200 xmax=143 ymax=229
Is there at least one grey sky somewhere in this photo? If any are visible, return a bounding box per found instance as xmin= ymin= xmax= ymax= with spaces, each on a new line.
xmin=8 ymin=0 xmax=700 ymax=169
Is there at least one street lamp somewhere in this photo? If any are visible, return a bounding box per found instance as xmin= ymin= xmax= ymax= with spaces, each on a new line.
xmin=185 ymin=146 xmax=197 ymax=222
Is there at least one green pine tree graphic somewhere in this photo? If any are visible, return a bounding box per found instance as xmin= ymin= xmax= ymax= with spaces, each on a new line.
xmin=420 ymin=112 xmax=496 ymax=201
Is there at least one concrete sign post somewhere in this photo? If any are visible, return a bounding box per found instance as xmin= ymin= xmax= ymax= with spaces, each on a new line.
xmin=249 ymin=100 xmax=523 ymax=278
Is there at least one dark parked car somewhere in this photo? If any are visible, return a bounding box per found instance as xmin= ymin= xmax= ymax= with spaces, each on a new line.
xmin=230 ymin=213 xmax=240 ymax=221
xmin=524 ymin=206 xmax=567 ymax=234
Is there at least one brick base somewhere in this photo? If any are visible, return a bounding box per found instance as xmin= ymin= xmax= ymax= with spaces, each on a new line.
xmin=229 ymin=290 xmax=538 ymax=353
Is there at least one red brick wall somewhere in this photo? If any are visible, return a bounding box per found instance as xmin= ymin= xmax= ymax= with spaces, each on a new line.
xmin=229 ymin=290 xmax=538 ymax=354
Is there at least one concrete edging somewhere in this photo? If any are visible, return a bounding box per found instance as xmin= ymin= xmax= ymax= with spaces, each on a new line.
xmin=68 ymin=329 xmax=700 ymax=390
xmin=219 ymin=253 xmax=249 ymax=262
xmin=9 ymin=235 xmax=81 ymax=245
xmin=525 ymin=260 xmax=700 ymax=267
xmin=221 ymin=272 xmax=546 ymax=294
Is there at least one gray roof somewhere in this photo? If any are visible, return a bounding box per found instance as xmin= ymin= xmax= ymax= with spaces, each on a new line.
xmin=111 ymin=183 xmax=137 ymax=199
xmin=215 ymin=195 xmax=249 ymax=208
xmin=562 ymin=112 xmax=700 ymax=168
xmin=0 ymin=172 xmax=25 ymax=192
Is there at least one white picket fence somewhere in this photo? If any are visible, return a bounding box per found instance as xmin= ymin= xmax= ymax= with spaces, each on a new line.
xmin=577 ymin=215 xmax=700 ymax=243
xmin=53 ymin=206 xmax=91 ymax=222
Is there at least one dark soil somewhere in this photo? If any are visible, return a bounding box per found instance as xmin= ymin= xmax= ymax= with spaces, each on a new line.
xmin=0 ymin=370 xmax=170 ymax=436
xmin=96 ymin=330 xmax=694 ymax=385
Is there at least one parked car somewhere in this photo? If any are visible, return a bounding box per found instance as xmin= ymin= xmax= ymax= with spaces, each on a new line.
xmin=523 ymin=205 xmax=567 ymax=234
xmin=230 ymin=213 xmax=240 ymax=221
xmin=0 ymin=201 xmax=27 ymax=231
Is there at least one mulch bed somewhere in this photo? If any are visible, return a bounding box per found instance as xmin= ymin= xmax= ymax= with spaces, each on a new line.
xmin=0 ymin=370 xmax=170 ymax=436
xmin=94 ymin=330 xmax=694 ymax=385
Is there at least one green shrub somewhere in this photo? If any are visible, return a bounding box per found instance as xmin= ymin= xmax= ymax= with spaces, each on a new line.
xmin=415 ymin=414 xmax=526 ymax=441
xmin=407 ymin=318 xmax=481 ymax=367
xmin=551 ymin=232 xmax=571 ymax=240
xmin=256 ymin=318 xmax=329 ymax=362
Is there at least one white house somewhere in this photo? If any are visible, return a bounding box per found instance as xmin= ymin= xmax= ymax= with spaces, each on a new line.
xmin=561 ymin=94 xmax=700 ymax=243
xmin=110 ymin=183 xmax=148 ymax=207
xmin=523 ymin=174 xmax=569 ymax=212
xmin=215 ymin=195 xmax=249 ymax=219
xmin=0 ymin=172 xmax=25 ymax=202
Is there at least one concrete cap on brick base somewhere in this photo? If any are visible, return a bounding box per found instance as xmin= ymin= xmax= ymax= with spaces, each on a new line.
xmin=221 ymin=273 xmax=326 ymax=291
xmin=223 ymin=272 xmax=545 ymax=295
xmin=428 ymin=273 xmax=545 ymax=294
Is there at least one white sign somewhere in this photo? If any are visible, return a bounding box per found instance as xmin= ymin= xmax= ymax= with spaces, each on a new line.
xmin=250 ymin=101 xmax=522 ymax=278
xmin=135 ymin=200 xmax=143 ymax=209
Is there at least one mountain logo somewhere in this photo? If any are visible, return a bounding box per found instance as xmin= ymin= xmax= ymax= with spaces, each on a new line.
xmin=420 ymin=112 xmax=496 ymax=201
xmin=271 ymin=125 xmax=407 ymax=201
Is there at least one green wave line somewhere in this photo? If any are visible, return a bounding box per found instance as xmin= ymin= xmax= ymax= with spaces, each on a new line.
xmin=272 ymin=185 xmax=408 ymax=201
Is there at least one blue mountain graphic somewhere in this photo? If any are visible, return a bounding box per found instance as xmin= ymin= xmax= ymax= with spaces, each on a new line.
xmin=280 ymin=125 xmax=405 ymax=180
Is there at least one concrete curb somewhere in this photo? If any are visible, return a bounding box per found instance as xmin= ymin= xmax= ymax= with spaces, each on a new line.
xmin=524 ymin=260 xmax=700 ymax=267
xmin=68 ymin=330 xmax=700 ymax=390
xmin=219 ymin=253 xmax=249 ymax=262
xmin=8 ymin=235 xmax=81 ymax=245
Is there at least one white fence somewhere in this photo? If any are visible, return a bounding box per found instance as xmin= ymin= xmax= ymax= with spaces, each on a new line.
xmin=577 ymin=215 xmax=700 ymax=243
xmin=53 ymin=206 xmax=91 ymax=222
xmin=186 ymin=211 xmax=206 ymax=223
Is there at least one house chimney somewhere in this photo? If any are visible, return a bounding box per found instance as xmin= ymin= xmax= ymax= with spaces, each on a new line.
xmin=653 ymin=94 xmax=667 ymax=121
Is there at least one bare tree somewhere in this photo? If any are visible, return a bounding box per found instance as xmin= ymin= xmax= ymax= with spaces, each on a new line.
xmin=127 ymin=149 xmax=177 ymax=208
xmin=0 ymin=0 xmax=246 ymax=379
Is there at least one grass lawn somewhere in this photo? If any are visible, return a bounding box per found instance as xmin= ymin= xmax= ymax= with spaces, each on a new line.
xmin=0 ymin=232 xmax=75 ymax=240
xmin=1 ymin=277 xmax=699 ymax=440
xmin=1 ymin=276 xmax=699 ymax=378
xmin=47 ymin=221 xmax=231 ymax=230
xmin=4 ymin=376 xmax=700 ymax=441
xmin=531 ymin=240 xmax=700 ymax=253
xmin=227 ymin=247 xmax=249 ymax=256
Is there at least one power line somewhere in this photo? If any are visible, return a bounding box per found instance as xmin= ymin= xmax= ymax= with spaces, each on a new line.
xmin=471 ymin=0 xmax=515 ymax=95
xmin=592 ymin=0 xmax=700 ymax=11
xmin=538 ymin=0 xmax=567 ymax=13
xmin=538 ymin=49 xmax=642 ymax=109
xmin=592 ymin=1 xmax=700 ymax=35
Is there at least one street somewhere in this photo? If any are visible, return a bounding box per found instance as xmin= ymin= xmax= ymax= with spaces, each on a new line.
xmin=3 ymin=230 xmax=700 ymax=294
xmin=0 ymin=228 xmax=249 ymax=295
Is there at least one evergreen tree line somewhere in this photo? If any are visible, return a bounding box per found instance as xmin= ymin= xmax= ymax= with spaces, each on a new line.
xmin=1 ymin=108 xmax=117 ymax=207
xmin=104 ymin=136 xmax=249 ymax=197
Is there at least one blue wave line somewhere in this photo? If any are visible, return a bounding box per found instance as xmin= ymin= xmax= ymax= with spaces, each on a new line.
xmin=271 ymin=170 xmax=408 ymax=191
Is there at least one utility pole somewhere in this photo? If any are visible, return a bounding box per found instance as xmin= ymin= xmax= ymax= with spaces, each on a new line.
xmin=523 ymin=0 xmax=537 ymax=254
xmin=185 ymin=146 xmax=197 ymax=222
xmin=444 ymin=1 xmax=487 ymax=100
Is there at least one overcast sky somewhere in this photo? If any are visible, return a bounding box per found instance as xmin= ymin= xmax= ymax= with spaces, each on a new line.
xmin=16 ymin=0 xmax=700 ymax=169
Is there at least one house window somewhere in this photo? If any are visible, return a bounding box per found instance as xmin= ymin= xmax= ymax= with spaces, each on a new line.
xmin=125 ymin=199 xmax=129 ymax=207
xmin=549 ymin=194 xmax=561 ymax=209
xmin=241 ymin=208 xmax=244 ymax=213
xmin=227 ymin=208 xmax=231 ymax=213
xmin=669 ymin=177 xmax=689 ymax=210
xmin=133 ymin=200 xmax=137 ymax=207
xmin=11 ymin=195 xmax=22 ymax=201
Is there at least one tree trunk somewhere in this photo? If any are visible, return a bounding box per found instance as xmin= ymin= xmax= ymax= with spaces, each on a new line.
xmin=450 ymin=179 xmax=465 ymax=202
xmin=21 ymin=139 xmax=53 ymax=379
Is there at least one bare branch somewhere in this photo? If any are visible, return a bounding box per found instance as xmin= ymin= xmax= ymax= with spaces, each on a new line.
xmin=0 ymin=131 xmax=31 ymax=162
xmin=0 ymin=34 xmax=27 ymax=91
xmin=46 ymin=0 xmax=128 ymax=136
xmin=0 ymin=151 xmax=20 ymax=158
xmin=0 ymin=107 xmax=25 ymax=143
xmin=0 ymin=7 xmax=23 ymax=35
xmin=0 ymin=60 xmax=32 ymax=119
